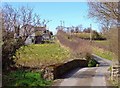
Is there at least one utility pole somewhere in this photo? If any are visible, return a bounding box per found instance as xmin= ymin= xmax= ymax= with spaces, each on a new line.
xmin=60 ymin=20 xmax=63 ymax=30
xmin=90 ymin=24 xmax=92 ymax=42
xmin=63 ymin=21 xmax=65 ymax=27
xmin=63 ymin=21 xmax=65 ymax=30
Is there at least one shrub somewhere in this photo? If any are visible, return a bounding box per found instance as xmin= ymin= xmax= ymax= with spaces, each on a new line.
xmin=88 ymin=59 xmax=97 ymax=67
xmin=85 ymin=53 xmax=92 ymax=62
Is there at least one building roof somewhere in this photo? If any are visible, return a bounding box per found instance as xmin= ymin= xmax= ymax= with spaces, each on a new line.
xmin=21 ymin=24 xmax=46 ymax=32
xmin=21 ymin=24 xmax=34 ymax=29
xmin=34 ymin=26 xmax=46 ymax=31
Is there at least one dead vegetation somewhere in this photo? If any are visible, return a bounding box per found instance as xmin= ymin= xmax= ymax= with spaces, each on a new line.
xmin=56 ymin=29 xmax=92 ymax=60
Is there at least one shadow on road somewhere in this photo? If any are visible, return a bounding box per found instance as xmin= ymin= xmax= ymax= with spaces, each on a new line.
xmin=59 ymin=67 xmax=104 ymax=79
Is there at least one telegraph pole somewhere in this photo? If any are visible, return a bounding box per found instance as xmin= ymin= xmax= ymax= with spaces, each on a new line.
xmin=60 ymin=20 xmax=62 ymax=30
xmin=90 ymin=24 xmax=92 ymax=42
xmin=63 ymin=21 xmax=65 ymax=27
xmin=63 ymin=21 xmax=65 ymax=30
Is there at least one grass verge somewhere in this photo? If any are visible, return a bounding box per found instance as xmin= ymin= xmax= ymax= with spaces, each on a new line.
xmin=3 ymin=70 xmax=52 ymax=86
xmin=92 ymin=47 xmax=113 ymax=60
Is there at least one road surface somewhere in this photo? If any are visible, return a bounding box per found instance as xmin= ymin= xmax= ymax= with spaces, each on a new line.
xmin=52 ymin=54 xmax=112 ymax=87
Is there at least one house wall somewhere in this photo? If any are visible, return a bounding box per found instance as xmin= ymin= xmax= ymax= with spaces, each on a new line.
xmin=19 ymin=27 xmax=35 ymax=37
xmin=25 ymin=33 xmax=35 ymax=45
xmin=35 ymin=36 xmax=43 ymax=44
xmin=19 ymin=25 xmax=51 ymax=44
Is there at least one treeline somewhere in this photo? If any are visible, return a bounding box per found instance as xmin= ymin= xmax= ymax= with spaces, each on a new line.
xmin=56 ymin=26 xmax=106 ymax=40
xmin=74 ymin=28 xmax=106 ymax=40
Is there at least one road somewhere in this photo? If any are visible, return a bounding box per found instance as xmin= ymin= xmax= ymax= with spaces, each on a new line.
xmin=52 ymin=54 xmax=112 ymax=87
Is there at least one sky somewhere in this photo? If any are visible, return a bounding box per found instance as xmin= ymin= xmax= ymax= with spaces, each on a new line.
xmin=2 ymin=2 xmax=100 ymax=34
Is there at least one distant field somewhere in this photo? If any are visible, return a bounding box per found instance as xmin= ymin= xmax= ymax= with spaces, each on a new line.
xmin=72 ymin=33 xmax=90 ymax=39
xmin=94 ymin=40 xmax=109 ymax=45
xmin=71 ymin=32 xmax=106 ymax=40
xmin=15 ymin=43 xmax=71 ymax=67
xmin=92 ymin=40 xmax=110 ymax=51
xmin=92 ymin=40 xmax=114 ymax=60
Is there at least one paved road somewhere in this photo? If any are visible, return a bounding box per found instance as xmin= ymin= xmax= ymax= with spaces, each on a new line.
xmin=53 ymin=54 xmax=112 ymax=87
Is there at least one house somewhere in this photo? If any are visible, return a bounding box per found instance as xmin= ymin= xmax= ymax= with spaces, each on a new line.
xmin=42 ymin=33 xmax=51 ymax=40
xmin=16 ymin=24 xmax=53 ymax=45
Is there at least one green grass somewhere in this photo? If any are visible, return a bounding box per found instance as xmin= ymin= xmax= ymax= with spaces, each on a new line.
xmin=94 ymin=40 xmax=109 ymax=46
xmin=72 ymin=33 xmax=90 ymax=39
xmin=15 ymin=43 xmax=71 ymax=67
xmin=93 ymin=47 xmax=113 ymax=60
xmin=94 ymin=40 xmax=107 ymax=43
xmin=3 ymin=70 xmax=52 ymax=86
xmin=92 ymin=40 xmax=114 ymax=60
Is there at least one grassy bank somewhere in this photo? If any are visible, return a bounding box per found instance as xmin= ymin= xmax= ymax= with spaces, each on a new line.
xmin=15 ymin=43 xmax=71 ymax=67
xmin=3 ymin=70 xmax=51 ymax=86
xmin=94 ymin=40 xmax=109 ymax=45
xmin=93 ymin=40 xmax=110 ymax=50
xmin=4 ymin=43 xmax=71 ymax=86
xmin=92 ymin=47 xmax=113 ymax=60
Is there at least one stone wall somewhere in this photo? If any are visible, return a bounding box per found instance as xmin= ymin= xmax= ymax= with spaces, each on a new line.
xmin=53 ymin=59 xmax=88 ymax=79
xmin=43 ymin=59 xmax=88 ymax=80
xmin=111 ymin=65 xmax=120 ymax=84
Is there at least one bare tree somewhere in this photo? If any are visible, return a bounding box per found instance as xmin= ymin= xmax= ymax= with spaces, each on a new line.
xmin=87 ymin=1 xmax=119 ymax=55
xmin=19 ymin=6 xmax=33 ymax=25
xmin=88 ymin=2 xmax=118 ymax=31
xmin=77 ymin=24 xmax=83 ymax=32
xmin=88 ymin=2 xmax=118 ymax=20
xmin=33 ymin=13 xmax=41 ymax=26
xmin=2 ymin=4 xmax=19 ymax=32
xmin=88 ymin=1 xmax=120 ymax=83
xmin=2 ymin=4 xmax=48 ymax=71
